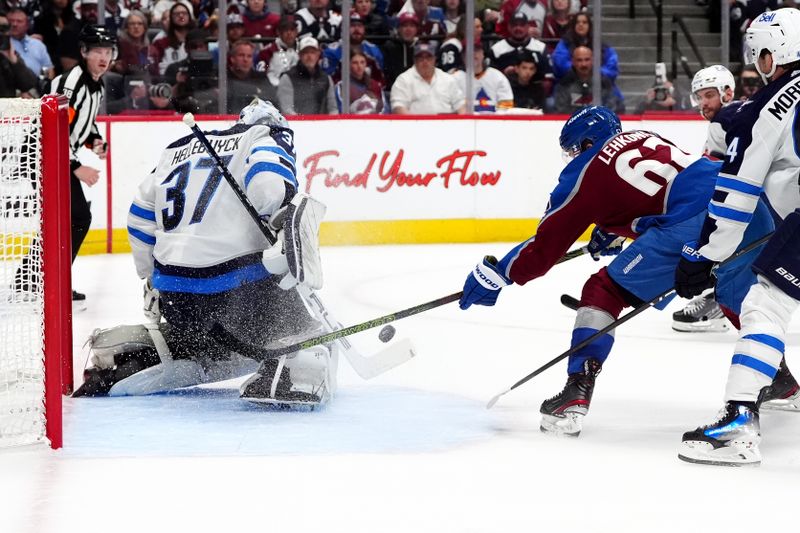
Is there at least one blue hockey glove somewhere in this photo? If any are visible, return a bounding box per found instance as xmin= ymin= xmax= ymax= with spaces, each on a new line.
xmin=674 ymin=241 xmax=716 ymax=298
xmin=587 ymin=227 xmax=625 ymax=261
xmin=460 ymin=255 xmax=512 ymax=310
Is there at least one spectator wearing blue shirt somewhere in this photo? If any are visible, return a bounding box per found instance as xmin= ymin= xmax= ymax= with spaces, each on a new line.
xmin=551 ymin=12 xmax=618 ymax=81
xmin=322 ymin=12 xmax=385 ymax=85
xmin=7 ymin=7 xmax=54 ymax=83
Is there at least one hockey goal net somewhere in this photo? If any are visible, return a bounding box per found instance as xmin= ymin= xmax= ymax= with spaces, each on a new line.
xmin=0 ymin=96 xmax=72 ymax=449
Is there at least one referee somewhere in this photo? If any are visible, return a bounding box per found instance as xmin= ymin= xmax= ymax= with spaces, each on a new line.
xmin=51 ymin=25 xmax=116 ymax=306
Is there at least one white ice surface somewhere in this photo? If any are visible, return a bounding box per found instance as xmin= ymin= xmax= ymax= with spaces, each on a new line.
xmin=4 ymin=244 xmax=800 ymax=533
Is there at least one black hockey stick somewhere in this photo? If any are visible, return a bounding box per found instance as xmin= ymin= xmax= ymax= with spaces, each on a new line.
xmin=221 ymin=244 xmax=592 ymax=360
xmin=182 ymin=113 xmax=278 ymax=246
xmin=486 ymin=232 xmax=774 ymax=409
xmin=560 ymin=294 xmax=580 ymax=311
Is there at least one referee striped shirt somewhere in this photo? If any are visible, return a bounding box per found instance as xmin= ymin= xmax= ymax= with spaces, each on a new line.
xmin=50 ymin=64 xmax=105 ymax=168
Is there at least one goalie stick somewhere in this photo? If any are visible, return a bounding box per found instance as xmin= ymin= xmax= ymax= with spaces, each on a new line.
xmin=485 ymin=233 xmax=774 ymax=409
xmin=182 ymin=114 xmax=412 ymax=378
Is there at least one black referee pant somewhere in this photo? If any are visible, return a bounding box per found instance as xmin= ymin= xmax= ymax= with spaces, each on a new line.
xmin=70 ymin=172 xmax=92 ymax=262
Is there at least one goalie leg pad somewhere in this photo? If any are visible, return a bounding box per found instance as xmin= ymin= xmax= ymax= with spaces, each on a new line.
xmin=109 ymin=358 xmax=206 ymax=396
xmin=239 ymin=344 xmax=337 ymax=407
xmin=73 ymin=324 xmax=162 ymax=397
xmin=284 ymin=193 xmax=326 ymax=290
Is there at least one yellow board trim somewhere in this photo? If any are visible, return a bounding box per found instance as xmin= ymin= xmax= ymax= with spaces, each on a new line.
xmin=84 ymin=220 xmax=594 ymax=255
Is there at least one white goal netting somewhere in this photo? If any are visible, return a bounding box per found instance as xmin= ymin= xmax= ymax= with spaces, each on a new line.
xmin=0 ymin=98 xmax=46 ymax=447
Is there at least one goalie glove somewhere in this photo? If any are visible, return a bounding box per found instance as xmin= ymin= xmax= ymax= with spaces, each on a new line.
xmin=261 ymin=195 xmax=326 ymax=290
xmin=283 ymin=193 xmax=326 ymax=290
xmin=143 ymin=277 xmax=160 ymax=323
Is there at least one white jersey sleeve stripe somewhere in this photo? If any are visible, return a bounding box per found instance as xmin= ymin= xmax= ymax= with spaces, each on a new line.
xmin=129 ymin=203 xmax=156 ymax=221
xmin=127 ymin=226 xmax=156 ymax=245
xmin=708 ymin=202 xmax=753 ymax=224
xmin=244 ymin=161 xmax=297 ymax=188
xmin=715 ymin=176 xmax=762 ymax=196
xmin=250 ymin=146 xmax=295 ymax=166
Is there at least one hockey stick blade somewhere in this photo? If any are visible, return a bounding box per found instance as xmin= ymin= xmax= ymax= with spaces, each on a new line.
xmin=486 ymin=232 xmax=774 ymax=409
xmin=560 ymin=294 xmax=580 ymax=311
xmin=345 ymin=338 xmax=416 ymax=380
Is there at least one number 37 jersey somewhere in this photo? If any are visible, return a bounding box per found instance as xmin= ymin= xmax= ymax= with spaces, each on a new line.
xmin=500 ymin=130 xmax=720 ymax=285
xmin=127 ymin=123 xmax=298 ymax=287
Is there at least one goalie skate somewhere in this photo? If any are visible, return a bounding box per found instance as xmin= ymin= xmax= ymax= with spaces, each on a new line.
xmin=539 ymin=359 xmax=601 ymax=437
xmin=672 ymin=293 xmax=728 ymax=332
xmin=759 ymin=359 xmax=800 ymax=412
xmin=678 ymin=402 xmax=761 ymax=467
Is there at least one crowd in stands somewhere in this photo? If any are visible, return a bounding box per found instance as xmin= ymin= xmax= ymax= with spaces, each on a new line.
xmin=0 ymin=0 xmax=776 ymax=115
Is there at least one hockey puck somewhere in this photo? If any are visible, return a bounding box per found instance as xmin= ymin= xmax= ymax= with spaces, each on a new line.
xmin=378 ymin=325 xmax=396 ymax=343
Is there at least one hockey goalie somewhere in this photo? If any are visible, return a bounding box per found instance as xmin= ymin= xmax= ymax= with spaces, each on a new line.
xmin=74 ymin=99 xmax=336 ymax=407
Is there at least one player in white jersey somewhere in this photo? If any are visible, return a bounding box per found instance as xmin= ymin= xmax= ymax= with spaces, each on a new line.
xmin=452 ymin=44 xmax=514 ymax=113
xmin=674 ymin=8 xmax=800 ymax=466
xmin=74 ymin=99 xmax=337 ymax=407
xmin=672 ymin=65 xmax=738 ymax=333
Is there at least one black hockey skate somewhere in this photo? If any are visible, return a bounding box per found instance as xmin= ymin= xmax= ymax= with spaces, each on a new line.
xmin=759 ymin=358 xmax=800 ymax=411
xmin=672 ymin=293 xmax=728 ymax=332
xmin=539 ymin=359 xmax=602 ymax=437
xmin=240 ymin=358 xmax=322 ymax=408
xmin=678 ymin=401 xmax=761 ymax=466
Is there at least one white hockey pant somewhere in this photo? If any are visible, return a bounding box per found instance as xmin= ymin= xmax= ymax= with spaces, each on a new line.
xmin=725 ymin=276 xmax=799 ymax=402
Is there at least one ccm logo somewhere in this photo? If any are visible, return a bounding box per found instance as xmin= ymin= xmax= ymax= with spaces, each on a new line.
xmin=775 ymin=267 xmax=800 ymax=287
xmin=476 ymin=267 xmax=500 ymax=289
xmin=682 ymin=244 xmax=703 ymax=259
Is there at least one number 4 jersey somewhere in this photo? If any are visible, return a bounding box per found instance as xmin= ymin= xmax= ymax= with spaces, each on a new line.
xmin=497 ymin=130 xmax=721 ymax=285
xmin=697 ymin=68 xmax=800 ymax=263
xmin=127 ymin=123 xmax=298 ymax=293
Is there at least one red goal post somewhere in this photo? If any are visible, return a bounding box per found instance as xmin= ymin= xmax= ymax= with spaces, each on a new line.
xmin=0 ymin=95 xmax=72 ymax=449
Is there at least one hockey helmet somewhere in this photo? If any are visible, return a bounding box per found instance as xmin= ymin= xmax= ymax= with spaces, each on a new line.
xmin=238 ymin=98 xmax=289 ymax=130
xmin=690 ymin=65 xmax=735 ymax=107
xmin=559 ymin=106 xmax=622 ymax=160
xmin=79 ymin=24 xmax=118 ymax=59
xmin=744 ymin=8 xmax=800 ymax=80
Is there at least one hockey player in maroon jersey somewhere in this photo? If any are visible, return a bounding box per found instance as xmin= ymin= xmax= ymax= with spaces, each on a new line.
xmin=459 ymin=106 xmax=775 ymax=437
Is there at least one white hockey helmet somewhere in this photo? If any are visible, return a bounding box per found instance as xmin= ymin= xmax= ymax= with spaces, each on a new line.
xmin=238 ymin=98 xmax=289 ymax=129
xmin=744 ymin=8 xmax=800 ymax=80
xmin=690 ymin=65 xmax=735 ymax=106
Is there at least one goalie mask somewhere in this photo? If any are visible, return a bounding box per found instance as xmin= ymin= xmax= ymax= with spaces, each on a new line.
xmin=238 ymin=98 xmax=289 ymax=130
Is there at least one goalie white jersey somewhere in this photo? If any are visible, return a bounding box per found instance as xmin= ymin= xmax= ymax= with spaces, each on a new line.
xmin=697 ymin=69 xmax=800 ymax=262
xmin=127 ymin=123 xmax=298 ymax=294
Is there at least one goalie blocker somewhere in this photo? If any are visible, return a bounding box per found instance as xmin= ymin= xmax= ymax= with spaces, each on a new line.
xmin=262 ymin=193 xmax=326 ymax=291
